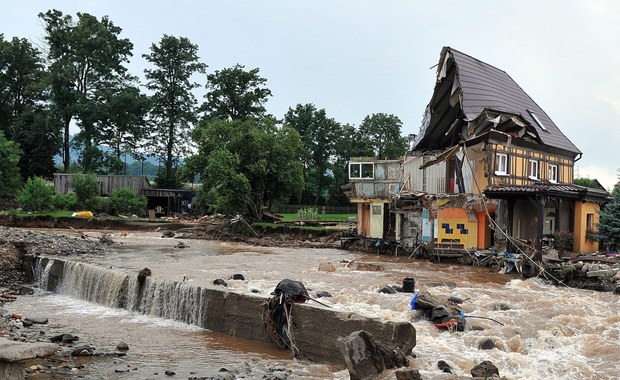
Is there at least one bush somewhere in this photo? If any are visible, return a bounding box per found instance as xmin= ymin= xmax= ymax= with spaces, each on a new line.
xmin=109 ymin=188 xmax=147 ymax=216
xmin=52 ymin=192 xmax=78 ymax=210
xmin=16 ymin=177 xmax=54 ymax=212
xmin=72 ymin=173 xmax=99 ymax=211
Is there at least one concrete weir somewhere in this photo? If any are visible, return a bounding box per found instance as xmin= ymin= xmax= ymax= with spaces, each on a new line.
xmin=33 ymin=256 xmax=416 ymax=366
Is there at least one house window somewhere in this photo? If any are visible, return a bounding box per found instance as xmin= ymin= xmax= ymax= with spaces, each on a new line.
xmin=349 ymin=162 xmax=374 ymax=179
xmin=586 ymin=213 xmax=595 ymax=231
xmin=528 ymin=159 xmax=539 ymax=180
xmin=549 ymin=164 xmax=558 ymax=183
xmin=495 ymin=153 xmax=508 ymax=175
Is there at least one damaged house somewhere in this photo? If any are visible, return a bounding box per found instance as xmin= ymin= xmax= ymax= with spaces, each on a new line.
xmin=348 ymin=47 xmax=609 ymax=257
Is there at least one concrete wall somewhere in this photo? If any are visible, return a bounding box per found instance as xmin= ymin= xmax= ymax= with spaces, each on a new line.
xmin=35 ymin=257 xmax=416 ymax=368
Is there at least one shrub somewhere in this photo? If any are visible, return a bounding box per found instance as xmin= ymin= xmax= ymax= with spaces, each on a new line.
xmin=16 ymin=177 xmax=54 ymax=212
xmin=52 ymin=192 xmax=78 ymax=210
xmin=297 ymin=207 xmax=318 ymax=221
xmin=109 ymin=188 xmax=147 ymax=216
xmin=72 ymin=173 xmax=99 ymax=211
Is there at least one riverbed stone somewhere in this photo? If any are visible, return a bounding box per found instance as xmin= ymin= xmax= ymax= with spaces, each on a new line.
xmin=116 ymin=341 xmax=129 ymax=351
xmin=395 ymin=369 xmax=422 ymax=380
xmin=0 ymin=337 xmax=58 ymax=362
xmin=378 ymin=286 xmax=397 ymax=294
xmin=478 ymin=338 xmax=496 ymax=350
xmin=213 ymin=279 xmax=227 ymax=287
xmin=316 ymin=291 xmax=332 ymax=298
xmin=338 ymin=330 xmax=409 ymax=380
xmin=437 ymin=360 xmax=453 ymax=373
xmin=471 ymin=360 xmax=500 ymax=378
xmin=318 ymin=262 xmax=337 ymax=272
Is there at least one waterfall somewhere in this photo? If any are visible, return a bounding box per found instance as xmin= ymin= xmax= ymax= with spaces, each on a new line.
xmin=33 ymin=258 xmax=209 ymax=329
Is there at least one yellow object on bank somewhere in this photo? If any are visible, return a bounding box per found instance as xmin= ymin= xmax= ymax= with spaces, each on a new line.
xmin=74 ymin=211 xmax=93 ymax=218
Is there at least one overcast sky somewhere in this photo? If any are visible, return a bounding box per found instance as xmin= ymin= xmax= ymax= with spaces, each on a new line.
xmin=2 ymin=1 xmax=619 ymax=189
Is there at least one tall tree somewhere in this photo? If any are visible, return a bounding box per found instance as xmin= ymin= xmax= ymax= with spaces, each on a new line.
xmin=284 ymin=103 xmax=339 ymax=204
xmin=40 ymin=9 xmax=134 ymax=172
xmin=193 ymin=118 xmax=303 ymax=219
xmin=202 ymin=64 xmax=271 ymax=121
xmin=0 ymin=35 xmax=60 ymax=179
xmin=597 ymin=186 xmax=620 ymax=250
xmin=97 ymin=85 xmax=150 ymax=173
xmin=0 ymin=131 xmax=22 ymax=198
xmin=143 ymin=35 xmax=206 ymax=188
xmin=357 ymin=113 xmax=408 ymax=159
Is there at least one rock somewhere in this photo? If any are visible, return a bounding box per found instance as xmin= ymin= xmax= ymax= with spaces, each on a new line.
xmin=356 ymin=262 xmax=385 ymax=271
xmin=70 ymin=344 xmax=94 ymax=356
xmin=174 ymin=241 xmax=188 ymax=248
xmin=161 ymin=231 xmax=175 ymax=238
xmin=395 ymin=369 xmax=422 ymax=380
xmin=213 ymin=279 xmax=227 ymax=287
xmin=230 ymin=274 xmax=245 ymax=280
xmin=138 ymin=268 xmax=152 ymax=285
xmin=116 ymin=341 xmax=129 ymax=351
xmin=338 ymin=330 xmax=409 ymax=380
xmin=0 ymin=337 xmax=58 ymax=362
xmin=318 ymin=262 xmax=337 ymax=272
xmin=471 ymin=360 xmax=500 ymax=378
xmin=10 ymin=312 xmax=21 ymax=320
xmin=493 ymin=303 xmax=511 ymax=311
xmin=316 ymin=291 xmax=332 ymax=298
xmin=24 ymin=317 xmax=48 ymax=324
xmin=478 ymin=338 xmax=496 ymax=350
xmin=19 ymin=286 xmax=34 ymax=295
xmin=430 ymin=306 xmax=450 ymax=321
xmin=21 ymin=319 xmax=33 ymax=327
xmin=437 ymin=360 xmax=453 ymax=373
xmin=165 ymin=369 xmax=175 ymax=376
xmin=378 ymin=286 xmax=397 ymax=294
xmin=448 ymin=296 xmax=464 ymax=304
xmin=50 ymin=333 xmax=76 ymax=343
xmin=392 ymin=285 xmax=403 ymax=292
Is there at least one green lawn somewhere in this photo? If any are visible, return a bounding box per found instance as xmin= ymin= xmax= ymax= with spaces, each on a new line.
xmin=278 ymin=213 xmax=356 ymax=222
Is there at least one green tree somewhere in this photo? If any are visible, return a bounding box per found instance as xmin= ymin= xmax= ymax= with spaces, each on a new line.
xmin=109 ymin=188 xmax=147 ymax=215
xmin=0 ymin=130 xmax=22 ymax=198
xmin=72 ymin=172 xmax=99 ymax=210
xmin=16 ymin=177 xmax=54 ymax=211
xmin=574 ymin=178 xmax=606 ymax=191
xmin=284 ymin=103 xmax=339 ymax=204
xmin=193 ymin=118 xmax=303 ymax=219
xmin=357 ymin=113 xmax=407 ymax=159
xmin=202 ymin=64 xmax=271 ymax=121
xmin=0 ymin=35 xmax=60 ymax=180
xmin=597 ymin=186 xmax=620 ymax=250
xmin=96 ymin=85 xmax=150 ymax=172
xmin=143 ymin=35 xmax=207 ymax=188
xmin=40 ymin=9 xmax=134 ymax=172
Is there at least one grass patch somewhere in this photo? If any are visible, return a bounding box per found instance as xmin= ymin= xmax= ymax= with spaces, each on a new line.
xmin=254 ymin=222 xmax=326 ymax=232
xmin=278 ymin=213 xmax=356 ymax=222
xmin=3 ymin=210 xmax=75 ymax=218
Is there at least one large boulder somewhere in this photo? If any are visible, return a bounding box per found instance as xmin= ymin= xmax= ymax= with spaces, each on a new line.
xmin=338 ymin=330 xmax=409 ymax=380
xmin=471 ymin=360 xmax=500 ymax=378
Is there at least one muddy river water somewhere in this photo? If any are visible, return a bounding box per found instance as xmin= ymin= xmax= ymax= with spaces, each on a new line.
xmin=8 ymin=230 xmax=620 ymax=379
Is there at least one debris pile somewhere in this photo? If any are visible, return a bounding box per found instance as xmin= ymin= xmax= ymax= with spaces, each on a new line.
xmin=262 ymin=279 xmax=309 ymax=357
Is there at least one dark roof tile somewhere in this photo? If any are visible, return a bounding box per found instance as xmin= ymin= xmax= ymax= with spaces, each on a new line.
xmin=448 ymin=47 xmax=580 ymax=155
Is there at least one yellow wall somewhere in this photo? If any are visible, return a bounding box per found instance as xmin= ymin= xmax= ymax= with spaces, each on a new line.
xmin=574 ymin=201 xmax=600 ymax=253
xmin=437 ymin=208 xmax=478 ymax=249
xmin=491 ymin=144 xmax=574 ymax=185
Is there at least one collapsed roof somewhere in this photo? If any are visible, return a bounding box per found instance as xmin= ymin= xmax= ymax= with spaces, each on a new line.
xmin=414 ymin=47 xmax=580 ymax=159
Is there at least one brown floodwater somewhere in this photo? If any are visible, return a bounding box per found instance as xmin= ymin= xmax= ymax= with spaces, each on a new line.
xmin=8 ymin=229 xmax=620 ymax=379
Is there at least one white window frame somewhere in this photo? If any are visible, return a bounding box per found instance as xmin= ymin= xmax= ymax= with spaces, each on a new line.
xmin=528 ymin=159 xmax=539 ymax=180
xmin=549 ymin=164 xmax=558 ymax=183
xmin=349 ymin=162 xmax=374 ymax=179
xmin=494 ymin=153 xmax=508 ymax=176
